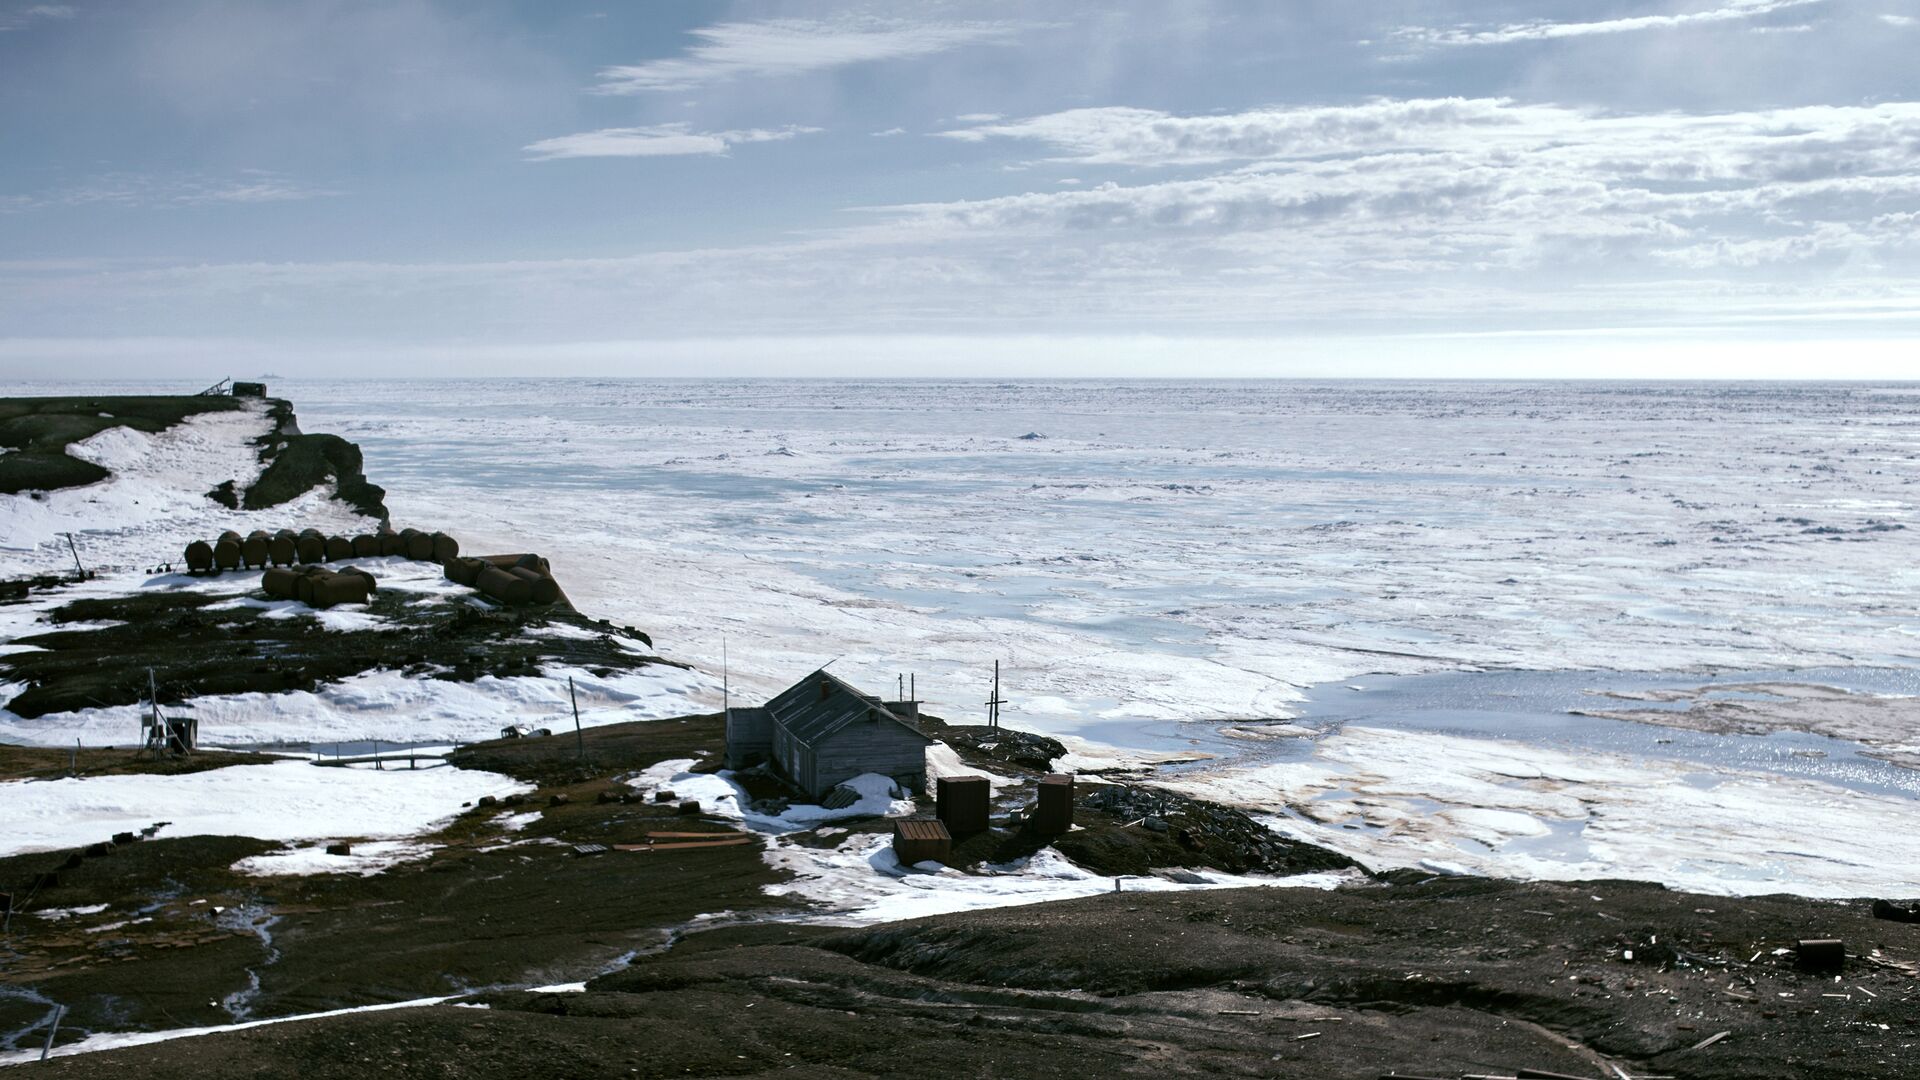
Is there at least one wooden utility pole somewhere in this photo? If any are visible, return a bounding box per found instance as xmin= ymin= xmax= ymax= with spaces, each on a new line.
xmin=59 ymin=533 xmax=84 ymax=579
xmin=569 ymin=676 xmax=584 ymax=761
xmin=985 ymin=660 xmax=1005 ymax=731
xmin=145 ymin=669 xmax=161 ymax=759
xmin=40 ymin=1004 xmax=66 ymax=1061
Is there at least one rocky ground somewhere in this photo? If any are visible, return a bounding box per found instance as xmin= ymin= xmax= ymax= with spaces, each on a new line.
xmin=6 ymin=712 xmax=1917 ymax=1077
xmin=0 ymin=565 xmax=662 ymax=721
xmin=21 ymin=874 xmax=1919 ymax=1079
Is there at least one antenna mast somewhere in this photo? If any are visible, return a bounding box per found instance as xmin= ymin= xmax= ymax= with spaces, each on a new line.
xmin=985 ymin=660 xmax=1006 ymax=731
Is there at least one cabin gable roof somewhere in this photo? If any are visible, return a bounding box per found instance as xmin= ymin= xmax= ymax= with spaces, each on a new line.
xmin=766 ymin=668 xmax=934 ymax=750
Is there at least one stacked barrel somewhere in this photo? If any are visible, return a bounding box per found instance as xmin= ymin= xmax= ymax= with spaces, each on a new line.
xmin=261 ymin=564 xmax=378 ymax=609
xmin=443 ymin=552 xmax=562 ymax=607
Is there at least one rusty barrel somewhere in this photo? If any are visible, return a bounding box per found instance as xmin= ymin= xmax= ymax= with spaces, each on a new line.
xmin=309 ymin=572 xmax=371 ymax=608
xmin=335 ymin=566 xmax=378 ymax=592
xmin=296 ymin=531 xmax=326 ymax=563
xmin=509 ymin=566 xmax=561 ymax=605
xmin=184 ymin=540 xmax=215 ymax=573
xmin=241 ymin=530 xmax=270 ymax=568
xmin=444 ymin=557 xmax=484 ymax=586
xmin=475 ymin=565 xmax=532 ymax=605
xmin=268 ymin=530 xmax=297 ymax=566
xmin=324 ymin=535 xmax=353 ymax=561
xmin=294 ymin=573 xmax=317 ymax=606
xmin=213 ymin=532 xmax=242 ymax=571
xmin=402 ymin=529 xmax=434 ymax=561
xmin=513 ymin=553 xmax=549 ymax=574
xmin=351 ymin=534 xmax=379 ymax=558
xmin=261 ymin=567 xmax=301 ymax=599
xmin=430 ymin=531 xmax=459 ymax=563
xmin=378 ymin=528 xmax=403 ymax=556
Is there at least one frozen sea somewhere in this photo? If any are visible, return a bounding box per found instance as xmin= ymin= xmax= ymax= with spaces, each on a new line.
xmin=276 ymin=378 xmax=1920 ymax=716
xmin=8 ymin=377 xmax=1920 ymax=896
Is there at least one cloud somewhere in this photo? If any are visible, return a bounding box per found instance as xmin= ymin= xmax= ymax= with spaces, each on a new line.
xmin=870 ymin=127 xmax=907 ymax=137
xmin=591 ymin=17 xmax=1025 ymax=93
xmin=940 ymin=99 xmax=1549 ymax=165
xmin=0 ymin=171 xmax=336 ymax=211
xmin=0 ymin=3 xmax=75 ymax=31
xmin=1398 ymin=0 xmax=1827 ymax=47
xmin=523 ymin=123 xmax=821 ymax=160
xmin=1881 ymin=14 xmax=1918 ymax=26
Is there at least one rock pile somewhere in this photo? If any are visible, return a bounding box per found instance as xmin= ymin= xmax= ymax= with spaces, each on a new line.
xmin=1082 ymin=784 xmax=1356 ymax=875
xmin=942 ymin=727 xmax=1066 ymax=772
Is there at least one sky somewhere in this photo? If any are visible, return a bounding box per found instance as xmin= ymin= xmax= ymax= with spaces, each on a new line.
xmin=2 ymin=0 xmax=1918 ymax=378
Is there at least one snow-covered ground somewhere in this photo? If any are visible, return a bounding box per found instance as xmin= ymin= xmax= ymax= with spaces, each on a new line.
xmin=765 ymin=832 xmax=1359 ymax=926
xmin=0 ymin=757 xmax=527 ymax=858
xmin=622 ymin=759 xmax=916 ymax=833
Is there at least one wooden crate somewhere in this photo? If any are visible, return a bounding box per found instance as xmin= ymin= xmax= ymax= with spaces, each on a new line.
xmin=893 ymin=818 xmax=952 ymax=866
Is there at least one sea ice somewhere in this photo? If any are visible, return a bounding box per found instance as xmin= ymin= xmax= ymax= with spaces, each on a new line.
xmin=1158 ymin=725 xmax=1920 ymax=898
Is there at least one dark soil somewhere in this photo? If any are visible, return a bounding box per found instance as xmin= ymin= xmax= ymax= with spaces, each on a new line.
xmin=1 ymin=716 xmax=786 ymax=1052
xmin=29 ymin=875 xmax=1918 ymax=1079
xmin=0 ymin=744 xmax=279 ymax=782
xmin=0 ymin=396 xmax=243 ymax=496
xmin=0 ymin=574 xmax=673 ymax=719
xmin=246 ymin=400 xmax=387 ymax=519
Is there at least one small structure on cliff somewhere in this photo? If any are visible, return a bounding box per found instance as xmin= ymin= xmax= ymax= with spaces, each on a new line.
xmin=726 ymin=668 xmax=932 ymax=799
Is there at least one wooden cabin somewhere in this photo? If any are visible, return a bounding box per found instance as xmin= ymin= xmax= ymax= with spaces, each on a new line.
xmin=726 ymin=668 xmax=933 ymax=799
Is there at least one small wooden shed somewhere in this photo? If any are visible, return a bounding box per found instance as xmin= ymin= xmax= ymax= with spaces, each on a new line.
xmin=746 ymin=668 xmax=933 ymax=800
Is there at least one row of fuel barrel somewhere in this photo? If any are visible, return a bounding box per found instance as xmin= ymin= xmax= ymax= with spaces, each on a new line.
xmin=185 ymin=527 xmax=459 ymax=574
xmin=261 ymin=564 xmax=378 ymax=609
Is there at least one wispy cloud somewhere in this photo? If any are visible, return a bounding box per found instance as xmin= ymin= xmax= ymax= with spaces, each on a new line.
xmin=1881 ymin=13 xmax=1918 ymax=27
xmin=590 ymin=17 xmax=1025 ymax=93
xmin=1 ymin=171 xmax=336 ymax=211
xmin=1398 ymin=0 xmax=1826 ymax=47
xmin=0 ymin=3 xmax=76 ymax=32
xmin=902 ymin=98 xmax=1920 ymax=277
xmin=523 ymin=123 xmax=820 ymax=161
xmin=941 ymin=100 xmax=1544 ymax=166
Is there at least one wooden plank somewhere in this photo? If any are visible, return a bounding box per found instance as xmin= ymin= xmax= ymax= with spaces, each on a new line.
xmin=613 ymin=838 xmax=756 ymax=852
xmin=646 ymin=831 xmax=746 ymax=839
